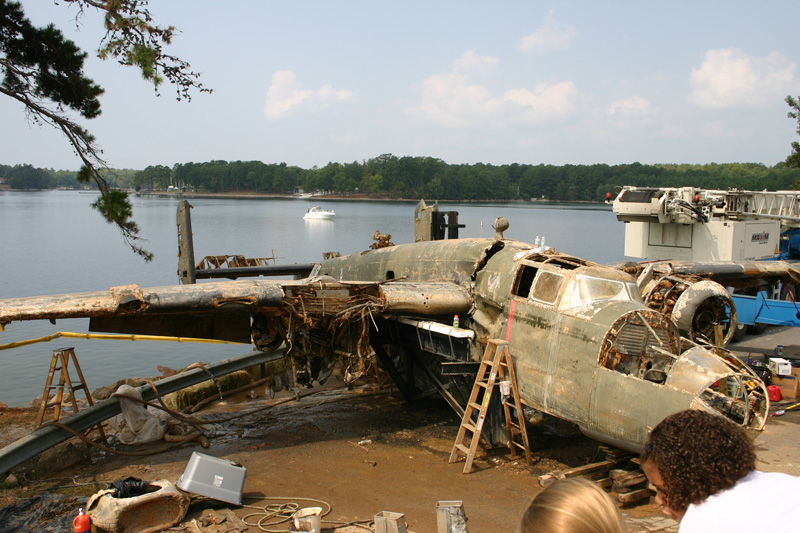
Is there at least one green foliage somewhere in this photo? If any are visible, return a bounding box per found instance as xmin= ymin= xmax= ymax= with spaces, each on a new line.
xmin=786 ymin=95 xmax=800 ymax=173
xmin=1 ymin=0 xmax=210 ymax=261
xmin=91 ymin=187 xmax=153 ymax=261
xmin=0 ymin=1 xmax=104 ymax=118
xmin=91 ymin=0 xmax=211 ymax=100
xmin=105 ymin=168 xmax=138 ymax=188
xmin=5 ymin=157 xmax=800 ymax=205
xmin=4 ymin=163 xmax=53 ymax=189
xmin=133 ymin=164 xmax=172 ymax=189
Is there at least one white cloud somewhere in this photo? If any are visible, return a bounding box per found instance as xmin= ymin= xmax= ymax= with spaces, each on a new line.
xmin=689 ymin=48 xmax=797 ymax=109
xmin=504 ymin=81 xmax=579 ymax=123
xmin=608 ymin=95 xmax=651 ymax=118
xmin=453 ymin=49 xmax=499 ymax=76
xmin=263 ymin=70 xmax=354 ymax=119
xmin=406 ymin=50 xmax=579 ymax=127
xmin=413 ymin=74 xmax=501 ymax=127
xmin=519 ymin=10 xmax=578 ymax=53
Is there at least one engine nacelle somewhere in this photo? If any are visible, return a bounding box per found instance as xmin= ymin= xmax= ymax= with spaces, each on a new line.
xmin=642 ymin=277 xmax=737 ymax=346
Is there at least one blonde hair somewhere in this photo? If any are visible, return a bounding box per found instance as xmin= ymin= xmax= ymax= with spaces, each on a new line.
xmin=518 ymin=478 xmax=628 ymax=533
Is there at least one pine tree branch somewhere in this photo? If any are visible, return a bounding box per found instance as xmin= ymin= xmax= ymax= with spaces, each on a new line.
xmin=0 ymin=59 xmax=152 ymax=261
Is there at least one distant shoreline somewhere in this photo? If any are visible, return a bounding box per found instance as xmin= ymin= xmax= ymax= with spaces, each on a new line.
xmin=4 ymin=187 xmax=606 ymax=205
xmin=133 ymin=190 xmax=604 ymax=205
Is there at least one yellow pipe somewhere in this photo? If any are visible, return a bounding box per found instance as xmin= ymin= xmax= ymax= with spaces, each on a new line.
xmin=0 ymin=331 xmax=249 ymax=351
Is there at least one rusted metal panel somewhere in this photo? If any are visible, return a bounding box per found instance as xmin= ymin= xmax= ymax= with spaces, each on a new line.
xmin=90 ymin=311 xmax=252 ymax=343
xmin=195 ymin=263 xmax=314 ymax=280
xmin=379 ymin=282 xmax=471 ymax=314
xmin=390 ymin=317 xmax=474 ymax=360
xmin=318 ymin=238 xmax=497 ymax=285
xmin=638 ymin=259 xmax=800 ymax=286
xmin=666 ymin=346 xmax=731 ymax=394
xmin=0 ymin=280 xmax=286 ymax=324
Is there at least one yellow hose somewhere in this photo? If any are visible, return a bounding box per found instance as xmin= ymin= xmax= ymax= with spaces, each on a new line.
xmin=0 ymin=331 xmax=249 ymax=351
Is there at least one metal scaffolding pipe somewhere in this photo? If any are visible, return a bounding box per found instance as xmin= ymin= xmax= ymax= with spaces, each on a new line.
xmin=195 ymin=264 xmax=315 ymax=279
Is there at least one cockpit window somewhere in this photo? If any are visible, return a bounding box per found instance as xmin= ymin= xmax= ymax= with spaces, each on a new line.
xmin=512 ymin=265 xmax=537 ymax=298
xmin=559 ymin=275 xmax=642 ymax=309
xmin=531 ymin=270 xmax=564 ymax=304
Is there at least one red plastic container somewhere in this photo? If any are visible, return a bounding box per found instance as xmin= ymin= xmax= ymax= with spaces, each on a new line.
xmin=768 ymin=385 xmax=782 ymax=402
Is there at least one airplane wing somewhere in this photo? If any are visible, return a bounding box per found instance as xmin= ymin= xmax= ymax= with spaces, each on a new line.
xmin=0 ymin=278 xmax=471 ymax=346
xmin=616 ymin=259 xmax=800 ymax=287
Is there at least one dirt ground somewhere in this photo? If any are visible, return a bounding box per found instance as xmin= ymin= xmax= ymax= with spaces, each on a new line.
xmin=1 ymin=326 xmax=799 ymax=532
xmin=0 ymin=381 xmax=663 ymax=532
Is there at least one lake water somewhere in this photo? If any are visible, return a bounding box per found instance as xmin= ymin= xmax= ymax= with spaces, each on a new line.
xmin=0 ymin=190 xmax=630 ymax=406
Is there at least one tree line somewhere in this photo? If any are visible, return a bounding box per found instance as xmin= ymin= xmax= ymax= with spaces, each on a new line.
xmin=3 ymin=156 xmax=799 ymax=202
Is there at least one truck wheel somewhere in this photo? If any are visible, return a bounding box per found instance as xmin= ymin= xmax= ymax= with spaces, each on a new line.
xmin=732 ymin=323 xmax=748 ymax=342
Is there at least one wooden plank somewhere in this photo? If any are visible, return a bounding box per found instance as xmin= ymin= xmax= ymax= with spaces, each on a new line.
xmin=617 ymin=487 xmax=652 ymax=505
xmin=538 ymin=460 xmax=614 ymax=487
xmin=612 ymin=472 xmax=647 ymax=492
xmin=595 ymin=477 xmax=613 ymax=489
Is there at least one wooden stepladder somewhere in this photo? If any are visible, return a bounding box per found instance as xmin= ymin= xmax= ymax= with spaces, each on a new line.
xmin=448 ymin=339 xmax=532 ymax=474
xmin=35 ymin=347 xmax=108 ymax=446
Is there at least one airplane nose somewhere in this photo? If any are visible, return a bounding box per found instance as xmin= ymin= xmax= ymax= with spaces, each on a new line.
xmin=668 ymin=345 xmax=769 ymax=432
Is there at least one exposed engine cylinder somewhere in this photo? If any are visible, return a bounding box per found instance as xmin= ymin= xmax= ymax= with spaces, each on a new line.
xmin=642 ymin=277 xmax=737 ymax=345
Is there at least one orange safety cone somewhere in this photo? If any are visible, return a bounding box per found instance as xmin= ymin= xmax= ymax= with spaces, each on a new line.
xmin=73 ymin=507 xmax=92 ymax=533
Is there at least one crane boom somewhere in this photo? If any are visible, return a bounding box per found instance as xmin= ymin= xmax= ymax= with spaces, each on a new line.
xmin=612 ymin=186 xmax=800 ymax=261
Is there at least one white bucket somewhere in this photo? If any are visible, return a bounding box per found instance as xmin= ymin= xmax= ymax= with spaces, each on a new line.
xmin=291 ymin=507 xmax=322 ymax=533
xmin=374 ymin=510 xmax=408 ymax=533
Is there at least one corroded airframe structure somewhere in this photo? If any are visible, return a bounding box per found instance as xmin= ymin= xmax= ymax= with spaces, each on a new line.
xmin=0 ymin=211 xmax=769 ymax=453
xmin=317 ymin=228 xmax=768 ymax=451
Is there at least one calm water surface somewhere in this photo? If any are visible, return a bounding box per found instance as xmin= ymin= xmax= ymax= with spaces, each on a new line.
xmin=0 ymin=191 xmax=629 ymax=406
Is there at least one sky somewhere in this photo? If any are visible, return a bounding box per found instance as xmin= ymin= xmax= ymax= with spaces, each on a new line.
xmin=2 ymin=1 xmax=800 ymax=172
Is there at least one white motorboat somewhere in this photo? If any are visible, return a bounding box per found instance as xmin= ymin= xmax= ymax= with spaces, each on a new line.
xmin=303 ymin=206 xmax=336 ymax=220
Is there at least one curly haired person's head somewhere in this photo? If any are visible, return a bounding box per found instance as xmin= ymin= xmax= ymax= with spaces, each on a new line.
xmin=640 ymin=409 xmax=756 ymax=518
xmin=518 ymin=477 xmax=628 ymax=533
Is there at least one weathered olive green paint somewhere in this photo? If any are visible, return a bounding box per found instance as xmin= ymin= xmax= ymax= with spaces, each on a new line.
xmin=318 ymin=237 xmax=768 ymax=452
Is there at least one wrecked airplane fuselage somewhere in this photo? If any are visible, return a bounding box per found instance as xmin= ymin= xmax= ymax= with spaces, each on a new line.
xmin=316 ymin=235 xmax=768 ymax=451
xmin=0 ymin=232 xmax=768 ymax=453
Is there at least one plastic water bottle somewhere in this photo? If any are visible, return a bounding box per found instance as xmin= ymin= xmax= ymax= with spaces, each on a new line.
xmin=541 ymin=236 xmax=547 ymax=249
xmin=453 ymin=315 xmax=459 ymax=328
xmin=534 ymin=236 xmax=540 ymax=247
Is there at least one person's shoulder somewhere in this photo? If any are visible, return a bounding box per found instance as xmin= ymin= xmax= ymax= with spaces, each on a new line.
xmin=752 ymin=471 xmax=800 ymax=481
xmin=752 ymin=471 xmax=800 ymax=487
xmin=679 ymin=472 xmax=800 ymax=532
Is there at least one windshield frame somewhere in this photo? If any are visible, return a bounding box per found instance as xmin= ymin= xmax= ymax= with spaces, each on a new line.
xmin=530 ymin=269 xmax=565 ymax=305
xmin=558 ymin=273 xmax=642 ymax=310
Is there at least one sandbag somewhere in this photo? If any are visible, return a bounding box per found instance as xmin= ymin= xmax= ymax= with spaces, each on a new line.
xmin=86 ymin=479 xmax=189 ymax=533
